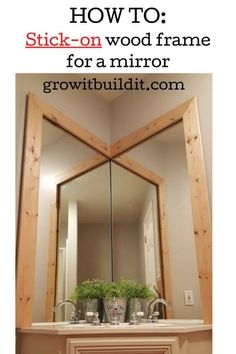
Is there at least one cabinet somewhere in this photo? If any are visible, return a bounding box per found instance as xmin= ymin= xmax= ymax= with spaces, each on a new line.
xmin=67 ymin=337 xmax=179 ymax=354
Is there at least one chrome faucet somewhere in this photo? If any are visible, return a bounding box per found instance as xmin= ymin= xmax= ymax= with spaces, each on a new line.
xmin=111 ymin=298 xmax=121 ymax=326
xmin=147 ymin=298 xmax=168 ymax=322
xmin=54 ymin=299 xmax=80 ymax=324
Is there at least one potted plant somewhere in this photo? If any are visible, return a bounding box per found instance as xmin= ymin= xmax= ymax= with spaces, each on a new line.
xmin=71 ymin=279 xmax=104 ymax=322
xmin=102 ymin=280 xmax=129 ymax=323
xmin=124 ymin=280 xmax=156 ymax=321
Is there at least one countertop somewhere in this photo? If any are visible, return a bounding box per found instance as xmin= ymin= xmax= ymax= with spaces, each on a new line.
xmin=18 ymin=319 xmax=212 ymax=335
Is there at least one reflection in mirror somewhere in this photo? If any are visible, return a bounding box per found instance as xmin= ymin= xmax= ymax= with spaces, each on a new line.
xmin=56 ymin=163 xmax=111 ymax=321
xmin=33 ymin=119 xmax=107 ymax=322
xmin=111 ymin=163 xmax=163 ymax=297
xmin=124 ymin=122 xmax=202 ymax=319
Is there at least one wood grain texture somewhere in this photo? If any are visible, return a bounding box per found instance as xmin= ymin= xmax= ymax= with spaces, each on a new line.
xmin=114 ymin=155 xmax=163 ymax=185
xmin=182 ymin=97 xmax=212 ymax=324
xmin=34 ymin=95 xmax=111 ymax=157
xmin=16 ymin=95 xmax=42 ymax=327
xmin=16 ymin=94 xmax=110 ymax=326
xmin=158 ymin=182 xmax=173 ymax=319
xmin=111 ymin=98 xmax=193 ymax=157
xmin=44 ymin=192 xmax=58 ymax=321
xmin=56 ymin=153 xmax=107 ymax=185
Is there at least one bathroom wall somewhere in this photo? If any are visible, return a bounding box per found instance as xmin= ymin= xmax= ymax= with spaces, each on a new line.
xmin=113 ymin=223 xmax=142 ymax=281
xmin=77 ymin=224 xmax=112 ymax=283
xmin=161 ymin=142 xmax=202 ymax=318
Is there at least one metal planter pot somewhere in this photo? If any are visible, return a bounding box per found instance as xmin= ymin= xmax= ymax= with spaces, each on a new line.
xmin=81 ymin=298 xmax=100 ymax=323
xmin=103 ymin=297 xmax=127 ymax=323
xmin=126 ymin=298 xmax=148 ymax=321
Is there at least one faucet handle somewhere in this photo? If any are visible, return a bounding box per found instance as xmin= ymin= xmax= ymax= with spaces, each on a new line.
xmin=136 ymin=311 xmax=144 ymax=324
xmin=152 ymin=311 xmax=160 ymax=322
xmin=92 ymin=312 xmax=101 ymax=326
xmin=85 ymin=311 xmax=95 ymax=323
xmin=129 ymin=312 xmax=138 ymax=325
xmin=69 ymin=311 xmax=79 ymax=324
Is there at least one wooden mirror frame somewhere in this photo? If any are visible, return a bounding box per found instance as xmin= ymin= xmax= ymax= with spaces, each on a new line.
xmin=16 ymin=94 xmax=211 ymax=327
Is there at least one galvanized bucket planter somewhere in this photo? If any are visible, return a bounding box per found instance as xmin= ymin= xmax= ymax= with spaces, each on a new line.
xmin=126 ymin=298 xmax=148 ymax=321
xmin=81 ymin=298 xmax=100 ymax=323
xmin=103 ymin=297 xmax=127 ymax=323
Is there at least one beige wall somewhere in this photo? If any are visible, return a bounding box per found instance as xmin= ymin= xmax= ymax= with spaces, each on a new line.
xmin=113 ymin=223 xmax=142 ymax=281
xmin=77 ymin=224 xmax=112 ymax=283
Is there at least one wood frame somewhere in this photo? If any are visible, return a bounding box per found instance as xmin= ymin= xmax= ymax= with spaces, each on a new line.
xmin=113 ymin=97 xmax=212 ymax=324
xmin=16 ymin=94 xmax=110 ymax=327
xmin=16 ymin=94 xmax=211 ymax=327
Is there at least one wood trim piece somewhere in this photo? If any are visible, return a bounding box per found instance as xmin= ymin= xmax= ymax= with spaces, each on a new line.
xmin=111 ymin=98 xmax=193 ymax=157
xmin=182 ymin=97 xmax=212 ymax=324
xmin=44 ymin=155 xmax=108 ymax=321
xmin=16 ymin=95 xmax=42 ymax=327
xmin=16 ymin=94 xmax=110 ymax=327
xmin=158 ymin=182 xmax=173 ymax=319
xmin=33 ymin=95 xmax=111 ymax=157
xmin=114 ymin=155 xmax=164 ymax=185
xmin=44 ymin=192 xmax=58 ymax=321
xmin=56 ymin=153 xmax=107 ymax=185
xmin=113 ymin=97 xmax=212 ymax=324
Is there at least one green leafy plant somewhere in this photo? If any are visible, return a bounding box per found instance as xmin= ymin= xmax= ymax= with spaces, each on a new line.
xmin=71 ymin=279 xmax=105 ymax=301
xmin=101 ymin=280 xmax=127 ymax=298
xmin=102 ymin=279 xmax=155 ymax=299
xmin=118 ymin=280 xmax=156 ymax=299
xmin=71 ymin=278 xmax=156 ymax=301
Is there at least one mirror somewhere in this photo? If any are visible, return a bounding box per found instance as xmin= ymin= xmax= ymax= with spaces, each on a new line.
xmin=34 ymin=116 xmax=202 ymax=321
xmin=119 ymin=122 xmax=202 ymax=319
xmin=55 ymin=160 xmax=165 ymax=321
xmin=33 ymin=119 xmax=108 ymax=322
xmin=16 ymin=94 xmax=211 ymax=326
xmin=111 ymin=162 xmax=163 ymax=292
xmin=56 ymin=163 xmax=112 ymax=321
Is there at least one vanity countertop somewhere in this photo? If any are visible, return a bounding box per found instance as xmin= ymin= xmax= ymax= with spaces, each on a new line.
xmin=18 ymin=319 xmax=212 ymax=335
